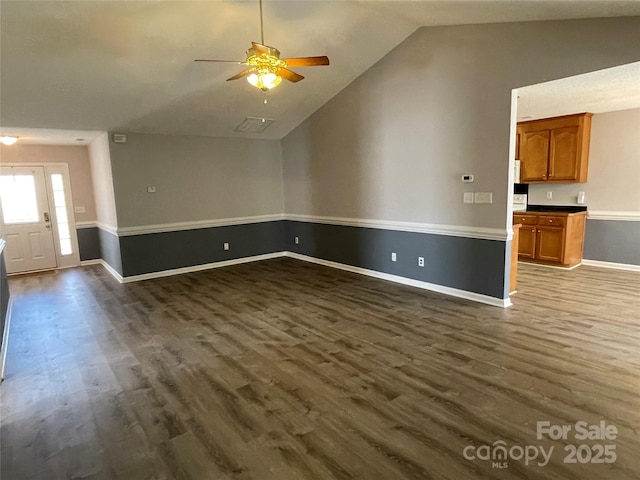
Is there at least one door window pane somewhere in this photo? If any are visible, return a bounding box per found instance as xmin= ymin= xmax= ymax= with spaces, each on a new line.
xmin=56 ymin=206 xmax=68 ymax=224
xmin=0 ymin=174 xmax=40 ymax=223
xmin=50 ymin=174 xmax=73 ymax=256
xmin=53 ymin=190 xmax=66 ymax=207
xmin=51 ymin=174 xmax=64 ymax=191
xmin=59 ymin=238 xmax=72 ymax=256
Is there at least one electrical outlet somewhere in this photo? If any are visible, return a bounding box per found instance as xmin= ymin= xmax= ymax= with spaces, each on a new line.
xmin=223 ymin=242 xmax=229 ymax=251
xmin=546 ymin=191 xmax=553 ymax=199
xmin=74 ymin=206 xmax=86 ymax=214
xmin=147 ymin=186 xmax=156 ymax=193
xmin=391 ymin=252 xmax=397 ymax=262
xmin=418 ymin=257 xmax=425 ymax=267
xmin=295 ymin=236 xmax=299 ymax=244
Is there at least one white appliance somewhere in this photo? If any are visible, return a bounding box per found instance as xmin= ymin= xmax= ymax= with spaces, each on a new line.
xmin=513 ymin=160 xmax=521 ymax=184
xmin=513 ymin=193 xmax=527 ymax=212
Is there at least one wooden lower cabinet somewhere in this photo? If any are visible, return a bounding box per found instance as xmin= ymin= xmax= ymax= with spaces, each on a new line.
xmin=513 ymin=211 xmax=586 ymax=267
xmin=518 ymin=224 xmax=537 ymax=259
xmin=535 ymin=226 xmax=564 ymax=262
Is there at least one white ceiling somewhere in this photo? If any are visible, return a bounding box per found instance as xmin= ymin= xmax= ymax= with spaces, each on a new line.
xmin=2 ymin=1 xmax=640 ymax=143
xmin=517 ymin=62 xmax=640 ymax=121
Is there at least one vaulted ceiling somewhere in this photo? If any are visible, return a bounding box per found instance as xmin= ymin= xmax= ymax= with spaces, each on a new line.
xmin=2 ymin=1 xmax=640 ymax=141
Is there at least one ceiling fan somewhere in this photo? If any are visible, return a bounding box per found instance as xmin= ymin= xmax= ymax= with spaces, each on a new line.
xmin=195 ymin=0 xmax=329 ymax=91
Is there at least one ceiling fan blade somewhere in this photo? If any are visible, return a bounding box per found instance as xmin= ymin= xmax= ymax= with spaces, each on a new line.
xmin=283 ymin=56 xmax=330 ymax=67
xmin=226 ymin=69 xmax=254 ymax=81
xmin=195 ymin=59 xmax=246 ymax=64
xmin=276 ymin=68 xmax=304 ymax=83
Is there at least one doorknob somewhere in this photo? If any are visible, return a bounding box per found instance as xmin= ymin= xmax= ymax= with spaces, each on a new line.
xmin=44 ymin=212 xmax=50 ymax=222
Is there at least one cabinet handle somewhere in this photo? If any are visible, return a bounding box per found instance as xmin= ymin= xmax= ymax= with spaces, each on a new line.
xmin=549 ymin=219 xmax=553 ymax=223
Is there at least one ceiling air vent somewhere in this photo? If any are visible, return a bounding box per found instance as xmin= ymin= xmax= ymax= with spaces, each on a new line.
xmin=234 ymin=117 xmax=274 ymax=134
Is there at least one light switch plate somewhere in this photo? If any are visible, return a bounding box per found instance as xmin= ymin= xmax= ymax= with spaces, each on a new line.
xmin=474 ymin=192 xmax=493 ymax=204
xmin=463 ymin=192 xmax=474 ymax=204
xmin=147 ymin=186 xmax=157 ymax=193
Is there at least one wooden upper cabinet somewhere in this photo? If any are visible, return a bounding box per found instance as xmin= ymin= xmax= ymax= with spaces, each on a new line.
xmin=517 ymin=113 xmax=592 ymax=183
xmin=549 ymin=126 xmax=580 ymax=181
xmin=520 ymin=130 xmax=550 ymax=182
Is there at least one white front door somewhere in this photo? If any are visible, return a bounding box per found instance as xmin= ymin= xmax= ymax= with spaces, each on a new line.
xmin=0 ymin=166 xmax=57 ymax=274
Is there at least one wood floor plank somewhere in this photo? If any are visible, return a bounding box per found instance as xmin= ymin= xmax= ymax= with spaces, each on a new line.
xmin=1 ymin=259 xmax=639 ymax=479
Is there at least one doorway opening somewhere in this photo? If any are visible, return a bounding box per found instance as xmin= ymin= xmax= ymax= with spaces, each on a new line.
xmin=507 ymin=62 xmax=640 ymax=295
xmin=0 ymin=164 xmax=80 ymax=274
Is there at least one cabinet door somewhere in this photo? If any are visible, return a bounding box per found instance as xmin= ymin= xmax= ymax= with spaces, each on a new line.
xmin=536 ymin=226 xmax=565 ymax=263
xmin=518 ymin=226 xmax=537 ymax=259
xmin=520 ymin=130 xmax=550 ymax=182
xmin=549 ymin=126 xmax=579 ymax=181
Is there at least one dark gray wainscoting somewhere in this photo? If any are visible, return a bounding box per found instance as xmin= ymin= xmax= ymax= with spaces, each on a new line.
xmin=99 ymin=228 xmax=123 ymax=275
xmin=119 ymin=221 xmax=286 ymax=277
xmin=584 ymin=219 xmax=640 ymax=265
xmin=1 ymin=247 xmax=10 ymax=346
xmin=76 ymin=227 xmax=101 ymax=261
xmin=284 ymin=221 xmax=507 ymax=299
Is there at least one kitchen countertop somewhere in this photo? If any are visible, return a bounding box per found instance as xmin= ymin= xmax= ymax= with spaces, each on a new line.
xmin=524 ymin=205 xmax=588 ymax=213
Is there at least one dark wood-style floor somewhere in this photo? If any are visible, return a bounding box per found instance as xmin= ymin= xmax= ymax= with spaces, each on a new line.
xmin=1 ymin=258 xmax=639 ymax=480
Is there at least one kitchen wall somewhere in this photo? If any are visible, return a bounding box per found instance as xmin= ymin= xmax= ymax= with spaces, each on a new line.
xmin=528 ymin=108 xmax=640 ymax=210
xmin=528 ymin=108 xmax=640 ymax=266
xmin=107 ymin=132 xmax=285 ymax=277
xmin=282 ymin=17 xmax=640 ymax=301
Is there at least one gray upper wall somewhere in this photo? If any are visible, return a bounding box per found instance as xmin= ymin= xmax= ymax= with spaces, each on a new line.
xmin=108 ymin=132 xmax=284 ymax=227
xmin=281 ymin=17 xmax=640 ymax=230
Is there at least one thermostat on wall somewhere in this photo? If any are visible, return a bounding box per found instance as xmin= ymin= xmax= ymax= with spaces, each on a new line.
xmin=462 ymin=174 xmax=474 ymax=183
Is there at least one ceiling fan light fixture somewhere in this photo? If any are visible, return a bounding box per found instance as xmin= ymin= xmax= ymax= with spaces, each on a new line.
xmin=0 ymin=136 xmax=19 ymax=146
xmin=247 ymin=71 xmax=282 ymax=91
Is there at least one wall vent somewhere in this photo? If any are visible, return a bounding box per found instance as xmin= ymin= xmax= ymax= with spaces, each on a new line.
xmin=234 ymin=117 xmax=274 ymax=134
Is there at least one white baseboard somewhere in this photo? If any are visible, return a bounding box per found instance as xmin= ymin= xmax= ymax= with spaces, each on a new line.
xmin=85 ymin=252 xmax=287 ymax=284
xmin=81 ymin=259 xmax=124 ymax=283
xmin=121 ymin=252 xmax=286 ymax=283
xmin=518 ymin=261 xmax=581 ymax=271
xmin=581 ymin=259 xmax=640 ymax=272
xmin=80 ymin=251 xmax=509 ymax=308
xmin=285 ymin=252 xmax=511 ymax=308
xmin=1 ymin=297 xmax=14 ymax=381
xmin=80 ymin=259 xmax=102 ymax=266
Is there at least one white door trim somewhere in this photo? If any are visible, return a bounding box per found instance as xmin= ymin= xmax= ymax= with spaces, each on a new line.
xmin=1 ymin=162 xmax=81 ymax=270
